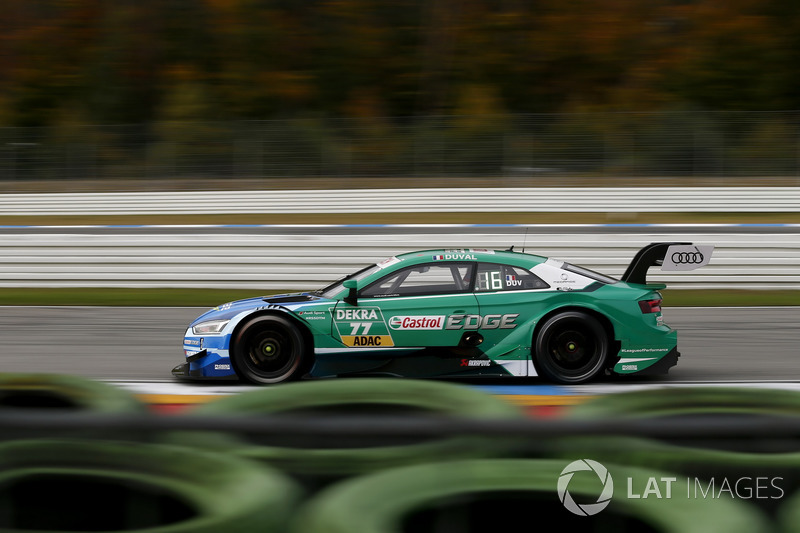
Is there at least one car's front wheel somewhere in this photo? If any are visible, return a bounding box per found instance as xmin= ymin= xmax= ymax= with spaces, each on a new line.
xmin=534 ymin=311 xmax=609 ymax=384
xmin=231 ymin=315 xmax=309 ymax=384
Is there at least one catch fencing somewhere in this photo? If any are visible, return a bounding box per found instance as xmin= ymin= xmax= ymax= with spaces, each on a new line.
xmin=3 ymin=111 xmax=800 ymax=182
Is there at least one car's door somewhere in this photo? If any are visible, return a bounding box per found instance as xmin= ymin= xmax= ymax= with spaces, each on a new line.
xmin=331 ymin=261 xmax=479 ymax=348
xmin=471 ymin=262 xmax=553 ymax=376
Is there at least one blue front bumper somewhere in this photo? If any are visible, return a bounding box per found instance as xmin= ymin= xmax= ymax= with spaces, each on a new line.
xmin=179 ymin=332 xmax=238 ymax=379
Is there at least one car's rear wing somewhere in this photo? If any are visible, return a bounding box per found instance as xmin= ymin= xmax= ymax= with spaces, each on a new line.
xmin=621 ymin=242 xmax=714 ymax=285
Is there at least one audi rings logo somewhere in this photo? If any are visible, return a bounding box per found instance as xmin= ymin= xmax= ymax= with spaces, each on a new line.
xmin=662 ymin=244 xmax=713 ymax=271
xmin=671 ymin=251 xmax=705 ymax=264
xmin=557 ymin=459 xmax=614 ymax=516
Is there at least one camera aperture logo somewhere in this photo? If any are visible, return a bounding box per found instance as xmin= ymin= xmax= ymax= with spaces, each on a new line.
xmin=558 ymin=459 xmax=785 ymax=517
xmin=557 ymin=459 xmax=614 ymax=516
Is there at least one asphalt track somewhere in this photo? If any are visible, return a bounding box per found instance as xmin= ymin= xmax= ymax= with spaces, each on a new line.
xmin=1 ymin=306 xmax=798 ymax=385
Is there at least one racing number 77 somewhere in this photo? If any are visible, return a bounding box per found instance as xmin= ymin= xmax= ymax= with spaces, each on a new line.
xmin=349 ymin=322 xmax=373 ymax=335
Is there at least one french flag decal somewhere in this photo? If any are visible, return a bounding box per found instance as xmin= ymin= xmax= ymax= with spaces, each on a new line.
xmin=433 ymin=255 xmax=444 ymax=260
xmin=506 ymin=275 xmax=516 ymax=281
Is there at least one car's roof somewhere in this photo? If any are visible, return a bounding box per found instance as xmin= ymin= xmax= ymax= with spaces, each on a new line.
xmin=393 ymin=248 xmax=550 ymax=267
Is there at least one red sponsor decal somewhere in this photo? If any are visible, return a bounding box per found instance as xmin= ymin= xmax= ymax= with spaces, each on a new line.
xmin=388 ymin=315 xmax=444 ymax=330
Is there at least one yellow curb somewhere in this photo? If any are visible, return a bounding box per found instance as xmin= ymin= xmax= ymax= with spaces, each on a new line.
xmin=136 ymin=394 xmax=222 ymax=405
xmin=500 ymin=395 xmax=597 ymax=407
xmin=136 ymin=393 xmax=596 ymax=408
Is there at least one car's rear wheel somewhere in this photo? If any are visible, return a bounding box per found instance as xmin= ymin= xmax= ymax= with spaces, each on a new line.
xmin=232 ymin=315 xmax=309 ymax=384
xmin=534 ymin=311 xmax=608 ymax=384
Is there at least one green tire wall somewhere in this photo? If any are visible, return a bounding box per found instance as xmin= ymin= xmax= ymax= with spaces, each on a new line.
xmin=778 ymin=488 xmax=800 ymax=533
xmin=0 ymin=373 xmax=145 ymax=412
xmin=0 ymin=439 xmax=303 ymax=533
xmin=172 ymin=378 xmax=526 ymax=484
xmin=565 ymin=386 xmax=800 ymax=420
xmin=290 ymin=459 xmax=772 ymax=533
xmin=557 ymin=387 xmax=800 ymax=517
xmin=0 ymin=373 xmax=148 ymax=441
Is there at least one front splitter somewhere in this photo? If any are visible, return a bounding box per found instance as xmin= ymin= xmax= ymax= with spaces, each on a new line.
xmin=171 ymin=362 xmax=238 ymax=381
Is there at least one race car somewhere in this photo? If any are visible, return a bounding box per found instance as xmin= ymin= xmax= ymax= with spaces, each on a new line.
xmin=172 ymin=242 xmax=712 ymax=385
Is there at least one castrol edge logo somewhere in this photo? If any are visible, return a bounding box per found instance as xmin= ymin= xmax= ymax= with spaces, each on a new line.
xmin=389 ymin=315 xmax=445 ymax=330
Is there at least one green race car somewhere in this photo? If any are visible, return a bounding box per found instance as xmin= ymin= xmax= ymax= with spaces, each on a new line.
xmin=173 ymin=242 xmax=712 ymax=385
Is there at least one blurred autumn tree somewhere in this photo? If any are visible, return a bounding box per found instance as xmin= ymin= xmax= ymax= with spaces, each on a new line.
xmin=2 ymin=0 xmax=800 ymax=182
xmin=3 ymin=0 xmax=800 ymax=128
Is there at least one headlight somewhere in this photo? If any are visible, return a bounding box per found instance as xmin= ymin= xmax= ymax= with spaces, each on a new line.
xmin=192 ymin=319 xmax=230 ymax=335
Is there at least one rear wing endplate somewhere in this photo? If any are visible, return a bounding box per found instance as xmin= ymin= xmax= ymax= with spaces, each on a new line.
xmin=621 ymin=243 xmax=714 ymax=285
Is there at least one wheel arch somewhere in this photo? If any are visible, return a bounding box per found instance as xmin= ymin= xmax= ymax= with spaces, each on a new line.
xmin=229 ymin=309 xmax=315 ymax=370
xmin=531 ymin=305 xmax=621 ymax=371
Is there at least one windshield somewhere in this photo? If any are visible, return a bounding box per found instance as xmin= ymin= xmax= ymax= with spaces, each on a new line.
xmin=315 ymin=263 xmax=383 ymax=299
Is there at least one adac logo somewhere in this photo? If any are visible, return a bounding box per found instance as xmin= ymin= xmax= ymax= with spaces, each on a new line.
xmin=557 ymin=459 xmax=614 ymax=516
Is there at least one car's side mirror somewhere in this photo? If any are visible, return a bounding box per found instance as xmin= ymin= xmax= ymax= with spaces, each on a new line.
xmin=343 ymin=279 xmax=358 ymax=306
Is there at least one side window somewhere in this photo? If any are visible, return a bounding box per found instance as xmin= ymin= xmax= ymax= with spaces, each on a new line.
xmin=474 ymin=263 xmax=549 ymax=292
xmin=361 ymin=263 xmax=473 ymax=297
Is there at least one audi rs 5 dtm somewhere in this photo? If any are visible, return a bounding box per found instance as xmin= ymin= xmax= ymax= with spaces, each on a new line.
xmin=173 ymin=242 xmax=712 ymax=385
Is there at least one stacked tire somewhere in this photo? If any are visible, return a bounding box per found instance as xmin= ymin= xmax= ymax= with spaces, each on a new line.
xmin=289 ymin=458 xmax=772 ymax=533
xmin=0 ymin=439 xmax=303 ymax=532
xmin=0 ymin=373 xmax=308 ymax=531
xmin=169 ymin=378 xmax=527 ymax=491
xmin=0 ymin=372 xmax=147 ymax=442
xmin=558 ymin=386 xmax=800 ymax=519
xmin=0 ymin=372 xmax=145 ymax=413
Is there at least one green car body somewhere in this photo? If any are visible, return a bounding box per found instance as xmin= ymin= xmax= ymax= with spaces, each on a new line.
xmin=174 ymin=243 xmax=711 ymax=385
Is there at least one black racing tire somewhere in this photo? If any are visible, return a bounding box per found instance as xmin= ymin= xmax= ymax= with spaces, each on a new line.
xmin=231 ymin=315 xmax=310 ymax=385
xmin=533 ymin=310 xmax=609 ymax=384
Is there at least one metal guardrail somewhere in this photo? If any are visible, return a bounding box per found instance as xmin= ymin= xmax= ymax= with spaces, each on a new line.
xmin=1 ymin=187 xmax=800 ymax=215
xmin=0 ymin=225 xmax=798 ymax=290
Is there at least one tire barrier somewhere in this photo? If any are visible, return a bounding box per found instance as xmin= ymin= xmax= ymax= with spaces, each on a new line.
xmin=0 ymin=373 xmax=145 ymax=412
xmin=289 ymin=458 xmax=772 ymax=533
xmin=557 ymin=386 xmax=800 ymax=518
xmin=564 ymin=386 xmax=800 ymax=421
xmin=0 ymin=439 xmax=303 ymax=533
xmin=168 ymin=378 xmax=527 ymax=490
xmin=0 ymin=373 xmax=147 ymax=441
xmin=777 ymin=488 xmax=800 ymax=533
